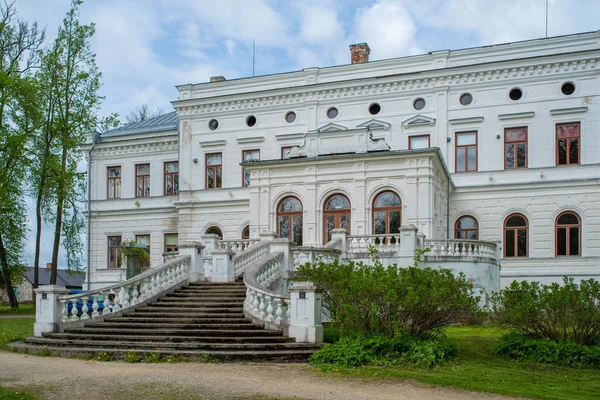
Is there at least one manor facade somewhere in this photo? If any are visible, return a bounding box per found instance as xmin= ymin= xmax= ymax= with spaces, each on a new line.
xmin=84 ymin=32 xmax=600 ymax=290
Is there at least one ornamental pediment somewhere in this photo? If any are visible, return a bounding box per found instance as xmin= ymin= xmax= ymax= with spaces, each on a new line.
xmin=402 ymin=114 xmax=436 ymax=128
xmin=356 ymin=119 xmax=391 ymax=131
xmin=289 ymin=127 xmax=389 ymax=158
xmin=311 ymin=123 xmax=348 ymax=133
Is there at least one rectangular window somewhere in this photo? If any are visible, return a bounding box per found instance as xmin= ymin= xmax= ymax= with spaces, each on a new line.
xmin=242 ymin=150 xmax=260 ymax=187
xmin=556 ymin=122 xmax=580 ymax=165
xmin=281 ymin=146 xmax=294 ymax=159
xmin=164 ymin=161 xmax=178 ymax=196
xmin=135 ymin=234 xmax=150 ymax=254
xmin=409 ymin=135 xmax=430 ymax=150
xmin=107 ymin=236 xmax=122 ymax=268
xmin=206 ymin=153 xmax=222 ymax=189
xmin=164 ymin=233 xmax=178 ymax=253
xmin=107 ymin=166 xmax=121 ymax=199
xmin=504 ymin=127 xmax=528 ymax=169
xmin=455 ymin=131 xmax=477 ymax=172
xmin=136 ymin=164 xmax=150 ymax=197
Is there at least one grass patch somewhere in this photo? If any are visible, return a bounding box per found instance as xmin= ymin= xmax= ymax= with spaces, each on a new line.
xmin=0 ymin=385 xmax=39 ymax=399
xmin=0 ymin=318 xmax=34 ymax=349
xmin=0 ymin=304 xmax=35 ymax=315
xmin=314 ymin=326 xmax=600 ymax=400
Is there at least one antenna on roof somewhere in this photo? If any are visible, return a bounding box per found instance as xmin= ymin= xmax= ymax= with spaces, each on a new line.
xmin=545 ymin=0 xmax=549 ymax=38
xmin=252 ymin=38 xmax=256 ymax=77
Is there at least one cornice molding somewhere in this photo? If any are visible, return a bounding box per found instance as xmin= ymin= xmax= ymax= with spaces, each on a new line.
xmin=200 ymin=140 xmax=227 ymax=147
xmin=236 ymin=136 xmax=265 ymax=144
xmin=403 ymin=114 xmax=436 ymax=128
xmin=498 ymin=111 xmax=536 ymax=120
xmin=94 ymin=140 xmax=178 ymax=157
xmin=449 ymin=116 xmax=484 ymax=125
xmin=275 ymin=132 xmax=305 ymax=141
xmin=549 ymin=106 xmax=588 ymax=115
xmin=311 ymin=122 xmax=348 ymax=133
xmin=174 ymin=56 xmax=599 ymax=116
xmin=356 ymin=118 xmax=391 ymax=131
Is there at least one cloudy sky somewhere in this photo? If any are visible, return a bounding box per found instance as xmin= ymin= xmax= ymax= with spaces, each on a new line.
xmin=13 ymin=0 xmax=600 ymax=268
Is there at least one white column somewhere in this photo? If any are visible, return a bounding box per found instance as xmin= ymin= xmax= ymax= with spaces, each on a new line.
xmin=398 ymin=224 xmax=419 ymax=267
xmin=178 ymin=240 xmax=205 ymax=282
xmin=330 ymin=228 xmax=348 ymax=253
xmin=211 ymin=248 xmax=235 ymax=282
xmin=288 ymin=282 xmax=323 ymax=344
xmin=34 ymin=285 xmax=71 ymax=337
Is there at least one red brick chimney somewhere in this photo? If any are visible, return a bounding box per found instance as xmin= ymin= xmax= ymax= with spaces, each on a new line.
xmin=349 ymin=43 xmax=370 ymax=64
xmin=210 ymin=76 xmax=226 ymax=83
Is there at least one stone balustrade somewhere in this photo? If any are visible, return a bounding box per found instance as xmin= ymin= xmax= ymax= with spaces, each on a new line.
xmin=423 ymin=239 xmax=499 ymax=261
xmin=346 ymin=234 xmax=402 ymax=253
xmin=216 ymin=238 xmax=260 ymax=253
xmin=243 ymin=252 xmax=291 ymax=330
xmin=292 ymin=246 xmax=341 ymax=270
xmin=233 ymin=240 xmax=270 ymax=278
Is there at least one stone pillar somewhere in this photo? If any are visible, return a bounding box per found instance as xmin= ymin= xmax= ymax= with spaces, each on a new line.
xmin=398 ymin=225 xmax=419 ymax=267
xmin=289 ymin=282 xmax=323 ymax=343
xmin=34 ymin=285 xmax=70 ymax=337
xmin=211 ymin=248 xmax=235 ymax=282
xmin=260 ymin=231 xmax=276 ymax=242
xmin=201 ymin=234 xmax=219 ymax=279
xmin=178 ymin=241 xmax=205 ymax=282
xmin=330 ymin=228 xmax=348 ymax=252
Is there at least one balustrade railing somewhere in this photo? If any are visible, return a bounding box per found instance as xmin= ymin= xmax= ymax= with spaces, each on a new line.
xmin=323 ymin=237 xmax=342 ymax=250
xmin=346 ymin=234 xmax=401 ymax=253
xmin=292 ymin=246 xmax=341 ymax=270
xmin=57 ymin=255 xmax=191 ymax=324
xmin=216 ymin=238 xmax=260 ymax=253
xmin=233 ymin=240 xmax=270 ymax=278
xmin=423 ymin=239 xmax=498 ymax=259
xmin=243 ymin=252 xmax=290 ymax=329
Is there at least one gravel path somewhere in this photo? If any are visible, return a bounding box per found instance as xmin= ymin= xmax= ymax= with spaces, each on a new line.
xmin=0 ymin=352 xmax=519 ymax=400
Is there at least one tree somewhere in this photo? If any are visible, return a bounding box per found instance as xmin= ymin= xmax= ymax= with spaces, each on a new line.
xmin=41 ymin=0 xmax=101 ymax=284
xmin=0 ymin=1 xmax=45 ymax=308
xmin=124 ymin=103 xmax=164 ymax=124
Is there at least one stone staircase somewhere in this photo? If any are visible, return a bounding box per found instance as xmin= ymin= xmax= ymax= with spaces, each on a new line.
xmin=22 ymin=282 xmax=321 ymax=362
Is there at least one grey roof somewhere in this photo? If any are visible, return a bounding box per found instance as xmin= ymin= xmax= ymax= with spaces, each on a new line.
xmin=102 ymin=111 xmax=179 ymax=137
xmin=24 ymin=267 xmax=85 ymax=288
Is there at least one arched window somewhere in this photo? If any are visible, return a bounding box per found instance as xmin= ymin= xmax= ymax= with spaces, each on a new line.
xmin=372 ymin=191 xmax=402 ymax=235
xmin=323 ymin=194 xmax=351 ymax=244
xmin=455 ymin=216 xmax=478 ymax=240
xmin=206 ymin=226 xmax=223 ymax=239
xmin=504 ymin=214 xmax=528 ymax=257
xmin=556 ymin=212 xmax=580 ymax=256
xmin=242 ymin=225 xmax=250 ymax=240
xmin=277 ymin=196 xmax=303 ymax=245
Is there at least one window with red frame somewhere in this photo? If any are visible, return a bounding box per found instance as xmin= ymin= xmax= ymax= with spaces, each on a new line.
xmin=505 ymin=127 xmax=528 ymax=169
xmin=136 ymin=164 xmax=150 ymax=197
xmin=556 ymin=122 xmax=580 ymax=165
xmin=206 ymin=153 xmax=222 ymax=189
xmin=164 ymin=162 xmax=178 ymax=195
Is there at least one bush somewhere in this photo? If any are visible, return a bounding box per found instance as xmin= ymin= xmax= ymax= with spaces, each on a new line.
xmin=310 ymin=335 xmax=458 ymax=368
xmin=491 ymin=277 xmax=600 ymax=345
xmin=493 ymin=334 xmax=600 ymax=369
xmin=296 ymin=259 xmax=480 ymax=338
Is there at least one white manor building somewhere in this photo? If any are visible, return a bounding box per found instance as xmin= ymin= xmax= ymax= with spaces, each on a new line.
xmin=84 ymin=31 xmax=600 ymax=294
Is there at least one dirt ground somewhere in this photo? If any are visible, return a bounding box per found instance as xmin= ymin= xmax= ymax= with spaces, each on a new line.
xmin=0 ymin=351 xmax=520 ymax=400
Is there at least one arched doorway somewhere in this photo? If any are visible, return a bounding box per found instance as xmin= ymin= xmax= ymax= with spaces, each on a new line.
xmin=206 ymin=226 xmax=223 ymax=239
xmin=323 ymin=194 xmax=351 ymax=244
xmin=372 ymin=191 xmax=402 ymax=235
xmin=277 ymin=196 xmax=303 ymax=245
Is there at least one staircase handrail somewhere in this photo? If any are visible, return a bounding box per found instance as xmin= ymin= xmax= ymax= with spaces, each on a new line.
xmin=233 ymin=240 xmax=271 ymax=278
xmin=292 ymin=245 xmax=341 ymax=270
xmin=243 ymin=252 xmax=290 ymax=330
xmin=216 ymin=238 xmax=261 ymax=252
xmin=323 ymin=237 xmax=342 ymax=250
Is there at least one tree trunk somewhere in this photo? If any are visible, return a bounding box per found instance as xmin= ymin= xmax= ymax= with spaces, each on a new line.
xmin=50 ymin=144 xmax=67 ymax=285
xmin=0 ymin=232 xmax=18 ymax=308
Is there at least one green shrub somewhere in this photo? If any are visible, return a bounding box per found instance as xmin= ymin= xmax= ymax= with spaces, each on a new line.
xmin=493 ymin=334 xmax=600 ymax=369
xmin=323 ymin=326 xmax=341 ymax=344
xmin=310 ymin=335 xmax=458 ymax=368
xmin=296 ymin=259 xmax=480 ymax=338
xmin=491 ymin=277 xmax=600 ymax=345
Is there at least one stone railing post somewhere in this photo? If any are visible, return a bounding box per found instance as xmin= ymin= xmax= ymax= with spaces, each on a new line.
xmin=201 ymin=234 xmax=219 ymax=279
xmin=289 ymin=282 xmax=323 ymax=343
xmin=269 ymin=238 xmax=293 ymax=292
xmin=416 ymin=232 xmax=426 ymax=250
xmin=212 ymin=248 xmax=235 ymax=282
xmin=178 ymin=241 xmax=205 ymax=282
xmin=398 ymin=225 xmax=418 ymax=266
xmin=34 ymin=285 xmax=70 ymax=337
xmin=330 ymin=228 xmax=347 ymax=253
xmin=260 ymin=231 xmax=277 ymax=242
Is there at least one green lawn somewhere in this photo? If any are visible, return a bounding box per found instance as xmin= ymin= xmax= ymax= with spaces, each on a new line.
xmin=0 ymin=304 xmax=35 ymax=315
xmin=315 ymin=326 xmax=600 ymax=400
xmin=0 ymin=318 xmax=34 ymax=348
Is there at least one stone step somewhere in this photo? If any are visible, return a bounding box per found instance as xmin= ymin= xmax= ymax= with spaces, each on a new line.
xmin=101 ymin=317 xmax=250 ymax=324
xmin=188 ymin=282 xmax=245 ymax=286
xmin=174 ymin=289 xmax=247 ymax=295
xmin=14 ymin=342 xmax=317 ymax=362
xmin=61 ymin=327 xmax=281 ymax=336
xmin=122 ymin=311 xmax=246 ymax=318
xmin=42 ymin=333 xmax=293 ymax=343
xmin=164 ymin=293 xmax=246 ymax=298
xmin=85 ymin=322 xmax=261 ymax=330
xmin=25 ymin=337 xmax=316 ymax=351
xmin=150 ymin=302 xmax=244 ymax=308
xmin=137 ymin=307 xmax=242 ymax=314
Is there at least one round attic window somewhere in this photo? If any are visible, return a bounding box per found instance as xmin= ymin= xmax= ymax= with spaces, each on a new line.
xmin=561 ymin=82 xmax=575 ymax=95
xmin=208 ymin=119 xmax=219 ymax=130
xmin=460 ymin=93 xmax=473 ymax=106
xmin=368 ymin=103 xmax=381 ymax=115
xmin=246 ymin=115 xmax=257 ymax=127
xmin=509 ymin=88 xmax=523 ymax=101
xmin=413 ymin=98 xmax=426 ymax=110
xmin=285 ymin=111 xmax=296 ymax=123
xmin=327 ymin=107 xmax=338 ymax=119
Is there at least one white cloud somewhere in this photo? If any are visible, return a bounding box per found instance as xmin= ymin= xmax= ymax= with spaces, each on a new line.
xmin=299 ymin=5 xmax=344 ymax=44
